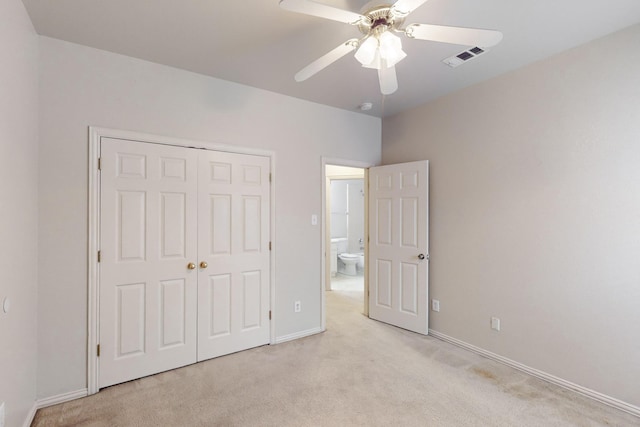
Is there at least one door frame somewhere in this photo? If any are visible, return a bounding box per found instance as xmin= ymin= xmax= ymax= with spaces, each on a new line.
xmin=320 ymin=157 xmax=374 ymax=332
xmin=88 ymin=127 xmax=276 ymax=394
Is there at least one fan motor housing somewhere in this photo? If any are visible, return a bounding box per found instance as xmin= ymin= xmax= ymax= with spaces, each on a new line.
xmin=357 ymin=5 xmax=405 ymax=35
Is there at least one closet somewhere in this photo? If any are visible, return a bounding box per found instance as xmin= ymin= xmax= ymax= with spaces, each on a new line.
xmin=98 ymin=137 xmax=270 ymax=388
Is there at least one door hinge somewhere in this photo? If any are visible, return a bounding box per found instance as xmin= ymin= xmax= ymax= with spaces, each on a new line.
xmin=97 ymin=158 xmax=101 ymax=170
xmin=97 ymin=344 xmax=100 ymax=357
xmin=269 ymin=173 xmax=272 ymax=183
xmin=269 ymin=241 xmax=272 ymax=251
xmin=97 ymin=250 xmax=101 ymax=262
xmin=269 ymin=310 xmax=272 ymax=320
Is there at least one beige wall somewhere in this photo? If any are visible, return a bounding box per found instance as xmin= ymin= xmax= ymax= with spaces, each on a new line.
xmin=0 ymin=0 xmax=39 ymax=424
xmin=382 ymin=24 xmax=640 ymax=407
xmin=37 ymin=37 xmax=381 ymax=399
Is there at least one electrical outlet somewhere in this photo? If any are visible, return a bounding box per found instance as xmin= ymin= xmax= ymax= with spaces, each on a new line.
xmin=0 ymin=401 xmax=5 ymax=427
xmin=432 ymin=299 xmax=440 ymax=312
xmin=491 ymin=317 xmax=501 ymax=331
xmin=294 ymin=301 xmax=301 ymax=313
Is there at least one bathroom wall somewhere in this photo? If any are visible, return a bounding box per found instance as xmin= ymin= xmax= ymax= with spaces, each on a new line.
xmin=329 ymin=179 xmax=364 ymax=253
xmin=330 ymin=181 xmax=348 ymax=239
xmin=346 ymin=180 xmax=364 ymax=253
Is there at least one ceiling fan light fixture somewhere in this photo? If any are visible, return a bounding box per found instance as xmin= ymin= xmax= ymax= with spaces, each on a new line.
xmin=378 ymin=31 xmax=400 ymax=52
xmin=378 ymin=31 xmax=406 ymax=67
xmin=354 ymin=36 xmax=378 ymax=66
xmin=361 ymin=49 xmax=381 ymax=69
xmin=382 ymin=47 xmax=407 ymax=68
xmin=356 ymin=30 xmax=407 ymax=70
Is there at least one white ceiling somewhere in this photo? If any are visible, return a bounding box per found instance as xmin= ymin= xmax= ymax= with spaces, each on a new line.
xmin=22 ymin=0 xmax=640 ymax=117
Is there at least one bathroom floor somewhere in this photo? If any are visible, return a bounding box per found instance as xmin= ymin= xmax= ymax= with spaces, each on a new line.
xmin=330 ymin=273 xmax=364 ymax=293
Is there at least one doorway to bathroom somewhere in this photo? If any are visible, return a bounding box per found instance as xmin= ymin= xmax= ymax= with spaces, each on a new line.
xmin=323 ymin=162 xmax=369 ymax=322
xmin=321 ymin=158 xmax=429 ymax=335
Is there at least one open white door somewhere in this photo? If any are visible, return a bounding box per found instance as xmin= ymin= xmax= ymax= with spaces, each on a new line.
xmin=368 ymin=161 xmax=429 ymax=334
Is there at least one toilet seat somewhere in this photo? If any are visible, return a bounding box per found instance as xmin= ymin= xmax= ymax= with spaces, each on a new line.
xmin=339 ymin=253 xmax=358 ymax=260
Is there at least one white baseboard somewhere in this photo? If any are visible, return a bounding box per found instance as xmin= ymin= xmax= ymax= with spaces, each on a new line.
xmin=36 ymin=388 xmax=88 ymax=409
xmin=428 ymin=329 xmax=640 ymax=418
xmin=22 ymin=402 xmax=37 ymax=427
xmin=275 ymin=327 xmax=323 ymax=344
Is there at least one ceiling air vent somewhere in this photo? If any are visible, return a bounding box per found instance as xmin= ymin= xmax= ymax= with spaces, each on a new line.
xmin=443 ymin=47 xmax=488 ymax=68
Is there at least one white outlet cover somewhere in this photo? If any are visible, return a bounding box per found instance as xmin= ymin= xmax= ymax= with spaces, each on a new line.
xmin=432 ymin=299 xmax=440 ymax=312
xmin=311 ymin=214 xmax=318 ymax=226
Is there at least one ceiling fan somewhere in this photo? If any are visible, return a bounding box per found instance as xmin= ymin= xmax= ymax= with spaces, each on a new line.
xmin=280 ymin=0 xmax=503 ymax=95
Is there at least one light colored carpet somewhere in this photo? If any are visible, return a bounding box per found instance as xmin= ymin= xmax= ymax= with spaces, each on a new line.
xmin=33 ymin=290 xmax=639 ymax=426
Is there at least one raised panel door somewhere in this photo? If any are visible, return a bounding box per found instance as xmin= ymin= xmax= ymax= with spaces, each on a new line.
xmin=99 ymin=138 xmax=198 ymax=388
xmin=197 ymin=151 xmax=271 ymax=361
xmin=368 ymin=161 xmax=429 ymax=334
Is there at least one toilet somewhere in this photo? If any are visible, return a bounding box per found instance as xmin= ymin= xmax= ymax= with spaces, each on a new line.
xmin=338 ymin=253 xmax=359 ymax=276
xmin=333 ymin=237 xmax=363 ymax=276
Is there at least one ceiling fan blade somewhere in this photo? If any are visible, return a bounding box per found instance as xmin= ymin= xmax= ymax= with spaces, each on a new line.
xmin=405 ymin=24 xmax=503 ymax=47
xmin=280 ymin=0 xmax=364 ymax=24
xmin=378 ymin=64 xmax=398 ymax=95
xmin=295 ymin=39 xmax=358 ymax=82
xmin=392 ymin=0 xmax=430 ymax=16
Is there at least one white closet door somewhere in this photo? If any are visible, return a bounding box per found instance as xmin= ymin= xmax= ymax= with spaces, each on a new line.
xmin=368 ymin=161 xmax=429 ymax=334
xmin=99 ymin=138 xmax=198 ymax=388
xmin=197 ymin=150 xmax=271 ymax=361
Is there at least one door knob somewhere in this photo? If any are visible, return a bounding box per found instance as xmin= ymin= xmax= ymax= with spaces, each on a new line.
xmin=200 ymin=261 xmax=208 ymax=269
xmin=418 ymin=254 xmax=425 ymax=260
xmin=187 ymin=262 xmax=196 ymax=270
